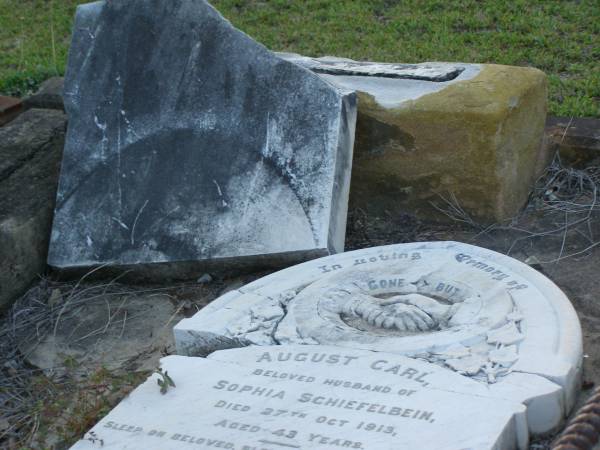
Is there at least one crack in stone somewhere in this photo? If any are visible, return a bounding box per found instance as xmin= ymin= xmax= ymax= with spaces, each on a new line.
xmin=267 ymin=283 xmax=314 ymax=345
xmin=270 ymin=297 xmax=286 ymax=346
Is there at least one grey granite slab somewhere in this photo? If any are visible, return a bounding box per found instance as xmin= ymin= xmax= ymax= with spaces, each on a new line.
xmin=48 ymin=0 xmax=356 ymax=277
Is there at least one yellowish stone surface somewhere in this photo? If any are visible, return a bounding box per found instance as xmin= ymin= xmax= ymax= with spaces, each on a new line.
xmin=350 ymin=64 xmax=549 ymax=223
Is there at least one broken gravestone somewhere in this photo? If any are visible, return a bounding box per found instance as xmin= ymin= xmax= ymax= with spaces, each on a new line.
xmin=70 ymin=347 xmax=532 ymax=449
xmin=68 ymin=242 xmax=581 ymax=449
xmin=48 ymin=0 xmax=356 ymax=276
xmin=174 ymin=241 xmax=583 ymax=439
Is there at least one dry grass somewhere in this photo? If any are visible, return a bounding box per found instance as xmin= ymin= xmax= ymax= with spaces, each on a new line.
xmin=431 ymin=151 xmax=600 ymax=264
xmin=0 ymin=273 xmax=214 ymax=448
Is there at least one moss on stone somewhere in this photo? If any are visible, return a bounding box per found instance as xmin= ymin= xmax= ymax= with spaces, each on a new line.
xmin=349 ymin=64 xmax=549 ymax=222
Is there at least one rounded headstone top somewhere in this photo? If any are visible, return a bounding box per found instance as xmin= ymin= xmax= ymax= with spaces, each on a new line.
xmin=174 ymin=241 xmax=582 ymax=424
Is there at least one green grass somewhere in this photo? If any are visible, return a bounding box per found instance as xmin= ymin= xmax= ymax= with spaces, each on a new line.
xmin=0 ymin=0 xmax=598 ymax=117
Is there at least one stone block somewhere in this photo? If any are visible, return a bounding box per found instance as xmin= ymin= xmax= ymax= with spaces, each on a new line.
xmin=23 ymin=77 xmax=65 ymax=111
xmin=0 ymin=109 xmax=67 ymax=309
xmin=48 ymin=0 xmax=356 ymax=277
xmin=281 ymin=54 xmax=550 ymax=223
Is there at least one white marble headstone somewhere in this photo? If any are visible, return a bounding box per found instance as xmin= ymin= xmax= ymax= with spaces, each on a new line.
xmin=174 ymin=242 xmax=583 ymax=436
xmin=70 ymin=347 xmax=531 ymax=450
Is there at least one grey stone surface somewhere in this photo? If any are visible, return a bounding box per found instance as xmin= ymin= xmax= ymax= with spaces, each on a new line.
xmin=23 ymin=77 xmax=65 ymax=111
xmin=48 ymin=0 xmax=356 ymax=276
xmin=0 ymin=109 xmax=67 ymax=310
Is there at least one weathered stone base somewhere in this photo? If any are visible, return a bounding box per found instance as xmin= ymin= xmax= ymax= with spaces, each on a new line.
xmin=0 ymin=109 xmax=66 ymax=309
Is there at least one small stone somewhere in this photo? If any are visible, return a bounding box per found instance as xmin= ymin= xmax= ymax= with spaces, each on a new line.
xmin=181 ymin=300 xmax=193 ymax=310
xmin=196 ymin=273 xmax=213 ymax=284
xmin=524 ymin=256 xmax=542 ymax=266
